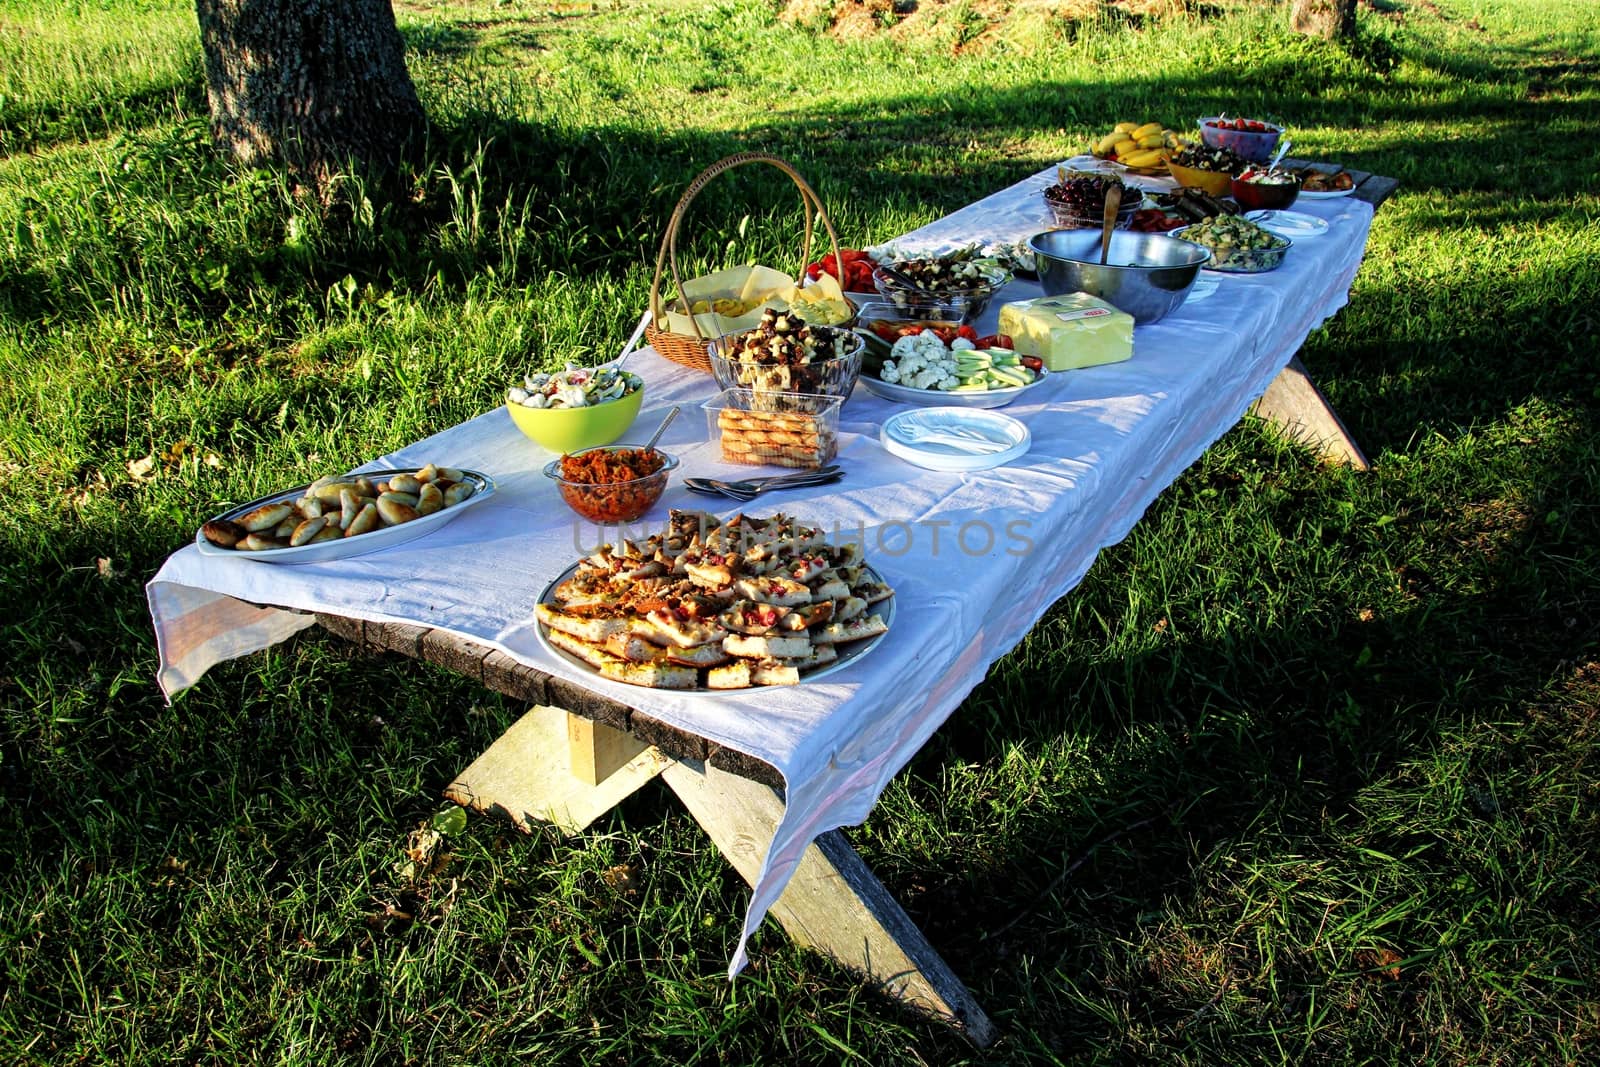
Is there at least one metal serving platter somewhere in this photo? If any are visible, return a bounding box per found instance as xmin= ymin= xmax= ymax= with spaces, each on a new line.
xmin=193 ymin=468 xmax=495 ymax=564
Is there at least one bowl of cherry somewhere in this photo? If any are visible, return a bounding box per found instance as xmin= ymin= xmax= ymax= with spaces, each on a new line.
xmin=1042 ymin=172 xmax=1140 ymax=230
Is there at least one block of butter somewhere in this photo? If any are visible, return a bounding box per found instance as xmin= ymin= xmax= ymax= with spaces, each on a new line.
xmin=998 ymin=293 xmax=1134 ymax=371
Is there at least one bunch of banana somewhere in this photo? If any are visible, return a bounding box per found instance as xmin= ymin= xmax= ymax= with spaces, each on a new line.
xmin=1090 ymin=121 xmax=1193 ymax=170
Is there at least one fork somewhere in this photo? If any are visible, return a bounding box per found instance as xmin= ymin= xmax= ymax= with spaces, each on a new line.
xmin=682 ymin=466 xmax=843 ymax=501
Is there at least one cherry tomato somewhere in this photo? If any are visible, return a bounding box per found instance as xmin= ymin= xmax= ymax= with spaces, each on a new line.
xmin=1019 ymin=355 xmax=1043 ymax=372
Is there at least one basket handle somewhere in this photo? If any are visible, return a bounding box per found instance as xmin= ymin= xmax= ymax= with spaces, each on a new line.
xmin=648 ymin=153 xmax=847 ymax=344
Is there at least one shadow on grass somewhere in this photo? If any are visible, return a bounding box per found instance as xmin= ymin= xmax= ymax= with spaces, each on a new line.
xmin=866 ymin=403 xmax=1598 ymax=1049
xmin=3 ymin=14 xmax=1599 ymax=1062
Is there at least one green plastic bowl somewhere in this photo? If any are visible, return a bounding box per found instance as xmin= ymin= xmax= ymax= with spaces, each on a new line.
xmin=506 ymin=387 xmax=644 ymax=453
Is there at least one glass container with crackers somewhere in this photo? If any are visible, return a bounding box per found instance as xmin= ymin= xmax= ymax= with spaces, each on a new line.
xmin=702 ymin=389 xmax=843 ymax=470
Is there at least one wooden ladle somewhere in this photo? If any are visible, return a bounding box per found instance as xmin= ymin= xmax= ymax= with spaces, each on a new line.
xmin=1099 ymin=184 xmax=1123 ymax=265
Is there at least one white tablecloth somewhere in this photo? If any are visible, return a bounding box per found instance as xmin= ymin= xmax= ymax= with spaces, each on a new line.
xmin=148 ymin=163 xmax=1375 ymax=975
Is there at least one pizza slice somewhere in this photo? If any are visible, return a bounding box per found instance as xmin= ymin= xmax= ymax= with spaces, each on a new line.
xmin=536 ymin=602 xmax=630 ymax=643
xmin=778 ymin=600 xmax=833 ymax=631
xmin=545 ymin=626 xmax=617 ymax=670
xmin=782 ymin=552 xmax=830 ymax=584
xmin=602 ymin=631 xmax=662 ymax=663
xmin=734 ymin=575 xmax=812 ymax=608
xmin=665 ymin=642 xmax=731 ymax=668
xmin=685 ymin=555 xmax=739 ymax=589
xmin=851 ymin=578 xmax=894 ymax=605
xmin=773 ymin=643 xmax=839 ymax=672
xmin=807 ymin=572 xmax=850 ymax=603
xmin=706 ymin=660 xmax=752 ymax=690
xmin=749 ymin=659 xmax=801 ymax=687
xmin=720 ymin=599 xmax=786 ymax=636
xmin=645 ymin=608 xmax=729 ymax=649
xmin=598 ymin=658 xmax=699 ymax=690
xmin=828 ymin=542 xmax=863 ymax=569
xmin=550 ymin=571 xmax=627 ymax=610
xmin=832 ymin=596 xmax=867 ymax=624
xmin=723 ymin=632 xmax=812 ymax=660
xmin=811 ymin=613 xmax=888 ymax=645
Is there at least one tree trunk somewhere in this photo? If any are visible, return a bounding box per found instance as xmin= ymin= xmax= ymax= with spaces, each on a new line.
xmin=1289 ymin=0 xmax=1357 ymax=41
xmin=195 ymin=0 xmax=425 ymax=184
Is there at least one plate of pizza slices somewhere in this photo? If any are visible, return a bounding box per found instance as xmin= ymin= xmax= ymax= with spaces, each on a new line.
xmin=532 ymin=510 xmax=895 ymax=692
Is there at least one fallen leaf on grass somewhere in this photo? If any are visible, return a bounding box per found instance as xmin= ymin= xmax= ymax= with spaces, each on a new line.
xmin=602 ymin=863 xmax=640 ymax=896
xmin=96 ymin=557 xmax=118 ymax=580
xmin=127 ymin=455 xmax=158 ymax=482
xmin=1356 ymin=947 xmax=1403 ymax=980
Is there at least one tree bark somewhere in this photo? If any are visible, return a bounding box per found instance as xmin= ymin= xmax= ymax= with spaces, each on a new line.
xmin=1289 ymin=0 xmax=1357 ymax=41
xmin=195 ymin=0 xmax=425 ymax=183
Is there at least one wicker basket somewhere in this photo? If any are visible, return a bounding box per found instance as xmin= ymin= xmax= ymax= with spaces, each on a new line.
xmin=646 ymin=153 xmax=849 ymax=374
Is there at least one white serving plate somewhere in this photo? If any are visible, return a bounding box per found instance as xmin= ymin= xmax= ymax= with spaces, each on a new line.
xmin=857 ymin=367 xmax=1048 ymax=410
xmin=534 ymin=561 xmax=895 ymax=692
xmin=879 ymin=407 xmax=1031 ymax=472
xmin=1245 ymin=210 xmax=1330 ymax=239
xmin=193 ymin=468 xmax=495 ymax=564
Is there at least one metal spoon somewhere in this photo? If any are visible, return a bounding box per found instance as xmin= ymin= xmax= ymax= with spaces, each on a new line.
xmin=611 ymin=309 xmax=652 ymax=370
xmin=643 ymin=405 xmax=679 ymax=452
xmin=1266 ymin=138 xmax=1292 ymax=173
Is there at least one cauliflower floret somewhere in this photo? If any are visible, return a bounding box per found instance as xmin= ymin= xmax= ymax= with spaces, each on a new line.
xmin=937 ymin=374 xmax=959 ymax=391
xmin=890 ymin=334 xmax=924 ymax=360
xmin=951 ymin=336 xmax=976 ymax=351
xmin=880 ymin=360 xmax=901 ymax=384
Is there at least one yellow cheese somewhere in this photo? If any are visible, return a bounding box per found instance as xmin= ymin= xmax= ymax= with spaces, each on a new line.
xmin=998 ymin=294 xmax=1134 ymax=371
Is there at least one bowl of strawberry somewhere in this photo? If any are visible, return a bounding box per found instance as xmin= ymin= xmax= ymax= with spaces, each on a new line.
xmin=1198 ymin=115 xmax=1283 ymax=164
xmin=805 ymin=248 xmax=878 ymax=297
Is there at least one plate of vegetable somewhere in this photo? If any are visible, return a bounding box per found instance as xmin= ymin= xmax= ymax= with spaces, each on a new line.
xmin=856 ymin=321 xmax=1047 ymax=409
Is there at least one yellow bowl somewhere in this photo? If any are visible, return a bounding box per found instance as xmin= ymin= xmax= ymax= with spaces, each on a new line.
xmin=1164 ymin=161 xmax=1233 ymax=198
xmin=506 ymin=387 xmax=644 ymax=453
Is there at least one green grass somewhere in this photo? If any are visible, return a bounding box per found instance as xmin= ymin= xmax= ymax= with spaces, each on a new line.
xmin=2 ymin=0 xmax=1598 ymax=1062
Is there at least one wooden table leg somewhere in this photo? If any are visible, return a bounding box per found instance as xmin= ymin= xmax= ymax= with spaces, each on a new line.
xmin=447 ymin=712 xmax=995 ymax=1043
xmin=661 ymin=759 xmax=997 ymax=1047
xmin=1251 ymin=355 xmax=1371 ymax=470
xmin=444 ymin=704 xmax=672 ymax=834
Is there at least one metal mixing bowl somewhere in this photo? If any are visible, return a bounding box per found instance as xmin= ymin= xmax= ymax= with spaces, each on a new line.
xmin=1028 ymin=230 xmax=1210 ymax=325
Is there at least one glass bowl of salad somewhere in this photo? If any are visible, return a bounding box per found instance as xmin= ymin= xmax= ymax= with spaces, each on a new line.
xmin=506 ymin=365 xmax=646 ymax=453
xmin=870 ymin=251 xmax=1013 ymax=323
xmin=1172 ymin=215 xmax=1292 ymax=273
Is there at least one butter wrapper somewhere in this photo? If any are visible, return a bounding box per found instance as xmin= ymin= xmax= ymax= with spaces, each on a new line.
xmin=998 ymin=293 xmax=1134 ymax=371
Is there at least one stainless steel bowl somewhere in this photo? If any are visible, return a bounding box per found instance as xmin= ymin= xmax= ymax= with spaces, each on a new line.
xmin=1028 ymin=230 xmax=1210 ymax=324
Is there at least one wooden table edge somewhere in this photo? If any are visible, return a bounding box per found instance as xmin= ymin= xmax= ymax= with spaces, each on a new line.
xmin=313 ymin=613 xmax=787 ymax=789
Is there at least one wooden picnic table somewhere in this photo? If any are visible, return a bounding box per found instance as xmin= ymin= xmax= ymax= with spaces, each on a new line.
xmin=309 ymin=164 xmax=1402 ymax=1046
xmin=154 ymin=160 xmax=1399 ymax=1048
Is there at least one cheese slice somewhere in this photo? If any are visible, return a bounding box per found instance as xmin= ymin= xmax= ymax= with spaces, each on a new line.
xmin=998 ymin=293 xmax=1134 ymax=371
